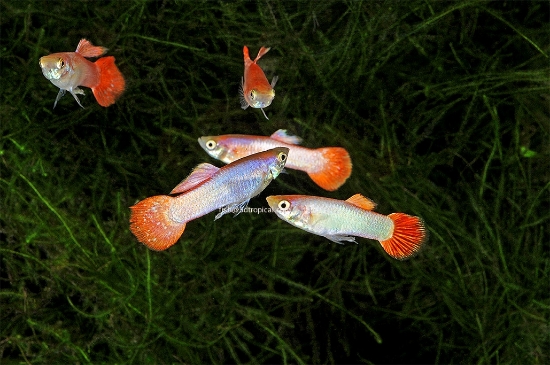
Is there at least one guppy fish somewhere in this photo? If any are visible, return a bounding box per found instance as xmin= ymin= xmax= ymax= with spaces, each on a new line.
xmin=39 ymin=39 xmax=125 ymax=108
xmin=130 ymin=147 xmax=289 ymax=251
xmin=198 ymin=129 xmax=352 ymax=191
xmin=240 ymin=46 xmax=278 ymax=120
xmin=266 ymin=194 xmax=428 ymax=260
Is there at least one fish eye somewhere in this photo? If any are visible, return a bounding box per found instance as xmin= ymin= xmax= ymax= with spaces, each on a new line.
xmin=278 ymin=200 xmax=290 ymax=210
xmin=205 ymin=140 xmax=217 ymax=150
xmin=57 ymin=58 xmax=65 ymax=68
xmin=250 ymin=90 xmax=256 ymax=100
xmin=277 ymin=152 xmax=287 ymax=162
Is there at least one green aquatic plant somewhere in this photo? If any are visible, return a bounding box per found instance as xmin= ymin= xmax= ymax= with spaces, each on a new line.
xmin=1 ymin=0 xmax=548 ymax=363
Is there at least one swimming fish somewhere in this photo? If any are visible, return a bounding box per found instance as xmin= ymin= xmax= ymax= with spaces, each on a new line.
xmin=198 ymin=129 xmax=352 ymax=191
xmin=39 ymin=38 xmax=125 ymax=108
xmin=130 ymin=147 xmax=289 ymax=251
xmin=240 ymin=46 xmax=278 ymax=120
xmin=266 ymin=194 xmax=428 ymax=260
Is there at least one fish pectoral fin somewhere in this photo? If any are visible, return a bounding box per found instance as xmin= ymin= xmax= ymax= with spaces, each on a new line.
xmin=53 ymin=89 xmax=66 ymax=109
xmin=271 ymin=75 xmax=279 ymax=88
xmin=171 ymin=163 xmax=219 ymax=194
xmin=239 ymin=77 xmax=249 ymax=109
xmin=270 ymin=129 xmax=302 ymax=145
xmin=240 ymin=97 xmax=249 ymax=109
xmin=323 ymin=234 xmax=357 ymax=244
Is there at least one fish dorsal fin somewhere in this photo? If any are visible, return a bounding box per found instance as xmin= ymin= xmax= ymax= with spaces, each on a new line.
xmin=170 ymin=163 xmax=219 ymax=194
xmin=346 ymin=194 xmax=376 ymax=211
xmin=75 ymin=39 xmax=108 ymax=58
xmin=270 ymin=129 xmax=302 ymax=145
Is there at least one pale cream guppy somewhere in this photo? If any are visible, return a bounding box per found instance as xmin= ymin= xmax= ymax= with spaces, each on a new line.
xmin=198 ymin=129 xmax=352 ymax=191
xmin=266 ymin=194 xmax=428 ymax=260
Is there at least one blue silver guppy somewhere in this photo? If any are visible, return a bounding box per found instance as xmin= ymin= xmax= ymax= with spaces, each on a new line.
xmin=130 ymin=147 xmax=288 ymax=251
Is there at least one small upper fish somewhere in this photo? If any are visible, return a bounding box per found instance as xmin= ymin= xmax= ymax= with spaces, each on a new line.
xmin=240 ymin=45 xmax=278 ymax=119
xmin=198 ymin=129 xmax=352 ymax=191
xmin=130 ymin=147 xmax=289 ymax=251
xmin=266 ymin=194 xmax=428 ymax=260
xmin=39 ymin=38 xmax=125 ymax=108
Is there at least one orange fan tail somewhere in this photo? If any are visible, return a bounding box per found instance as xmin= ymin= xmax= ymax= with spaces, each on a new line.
xmin=129 ymin=195 xmax=186 ymax=251
xmin=254 ymin=46 xmax=271 ymax=62
xmin=307 ymin=147 xmax=352 ymax=191
xmin=92 ymin=56 xmax=125 ymax=107
xmin=243 ymin=45 xmax=251 ymax=61
xmin=380 ymin=213 xmax=428 ymax=260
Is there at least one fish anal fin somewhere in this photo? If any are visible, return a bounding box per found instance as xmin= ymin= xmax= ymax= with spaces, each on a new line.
xmin=69 ymin=89 xmax=85 ymax=108
xmin=171 ymin=163 xmax=219 ymax=194
xmin=380 ymin=213 xmax=428 ymax=260
xmin=215 ymin=199 xmax=250 ymax=220
xmin=76 ymin=39 xmax=108 ymax=58
xmin=346 ymin=194 xmax=376 ymax=211
xmin=324 ymin=234 xmax=357 ymax=244
xmin=269 ymin=129 xmax=302 ymax=145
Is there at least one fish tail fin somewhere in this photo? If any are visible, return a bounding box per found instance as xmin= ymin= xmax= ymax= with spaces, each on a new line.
xmin=129 ymin=195 xmax=186 ymax=251
xmin=254 ymin=46 xmax=271 ymax=62
xmin=92 ymin=56 xmax=125 ymax=107
xmin=243 ymin=45 xmax=251 ymax=61
xmin=307 ymin=147 xmax=352 ymax=191
xmin=380 ymin=213 xmax=427 ymax=260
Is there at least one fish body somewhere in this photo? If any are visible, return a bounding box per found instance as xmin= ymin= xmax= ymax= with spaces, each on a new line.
xmin=240 ymin=46 xmax=278 ymax=119
xmin=39 ymin=39 xmax=125 ymax=108
xmin=198 ymin=129 xmax=352 ymax=191
xmin=130 ymin=147 xmax=289 ymax=251
xmin=266 ymin=194 xmax=427 ymax=260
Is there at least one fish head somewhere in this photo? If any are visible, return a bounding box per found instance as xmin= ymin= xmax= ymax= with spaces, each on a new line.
xmin=39 ymin=53 xmax=71 ymax=87
xmin=247 ymin=147 xmax=288 ymax=190
xmin=266 ymin=147 xmax=289 ymax=181
xmin=198 ymin=136 xmax=241 ymax=163
xmin=245 ymin=87 xmax=275 ymax=109
xmin=266 ymin=195 xmax=312 ymax=229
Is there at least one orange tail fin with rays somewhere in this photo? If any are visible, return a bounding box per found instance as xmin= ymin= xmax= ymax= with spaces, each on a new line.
xmin=129 ymin=195 xmax=186 ymax=251
xmin=307 ymin=147 xmax=352 ymax=191
xmin=380 ymin=213 xmax=428 ymax=260
xmin=92 ymin=56 xmax=125 ymax=107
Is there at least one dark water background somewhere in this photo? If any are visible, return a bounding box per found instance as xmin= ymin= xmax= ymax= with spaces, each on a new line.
xmin=1 ymin=1 xmax=548 ymax=363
